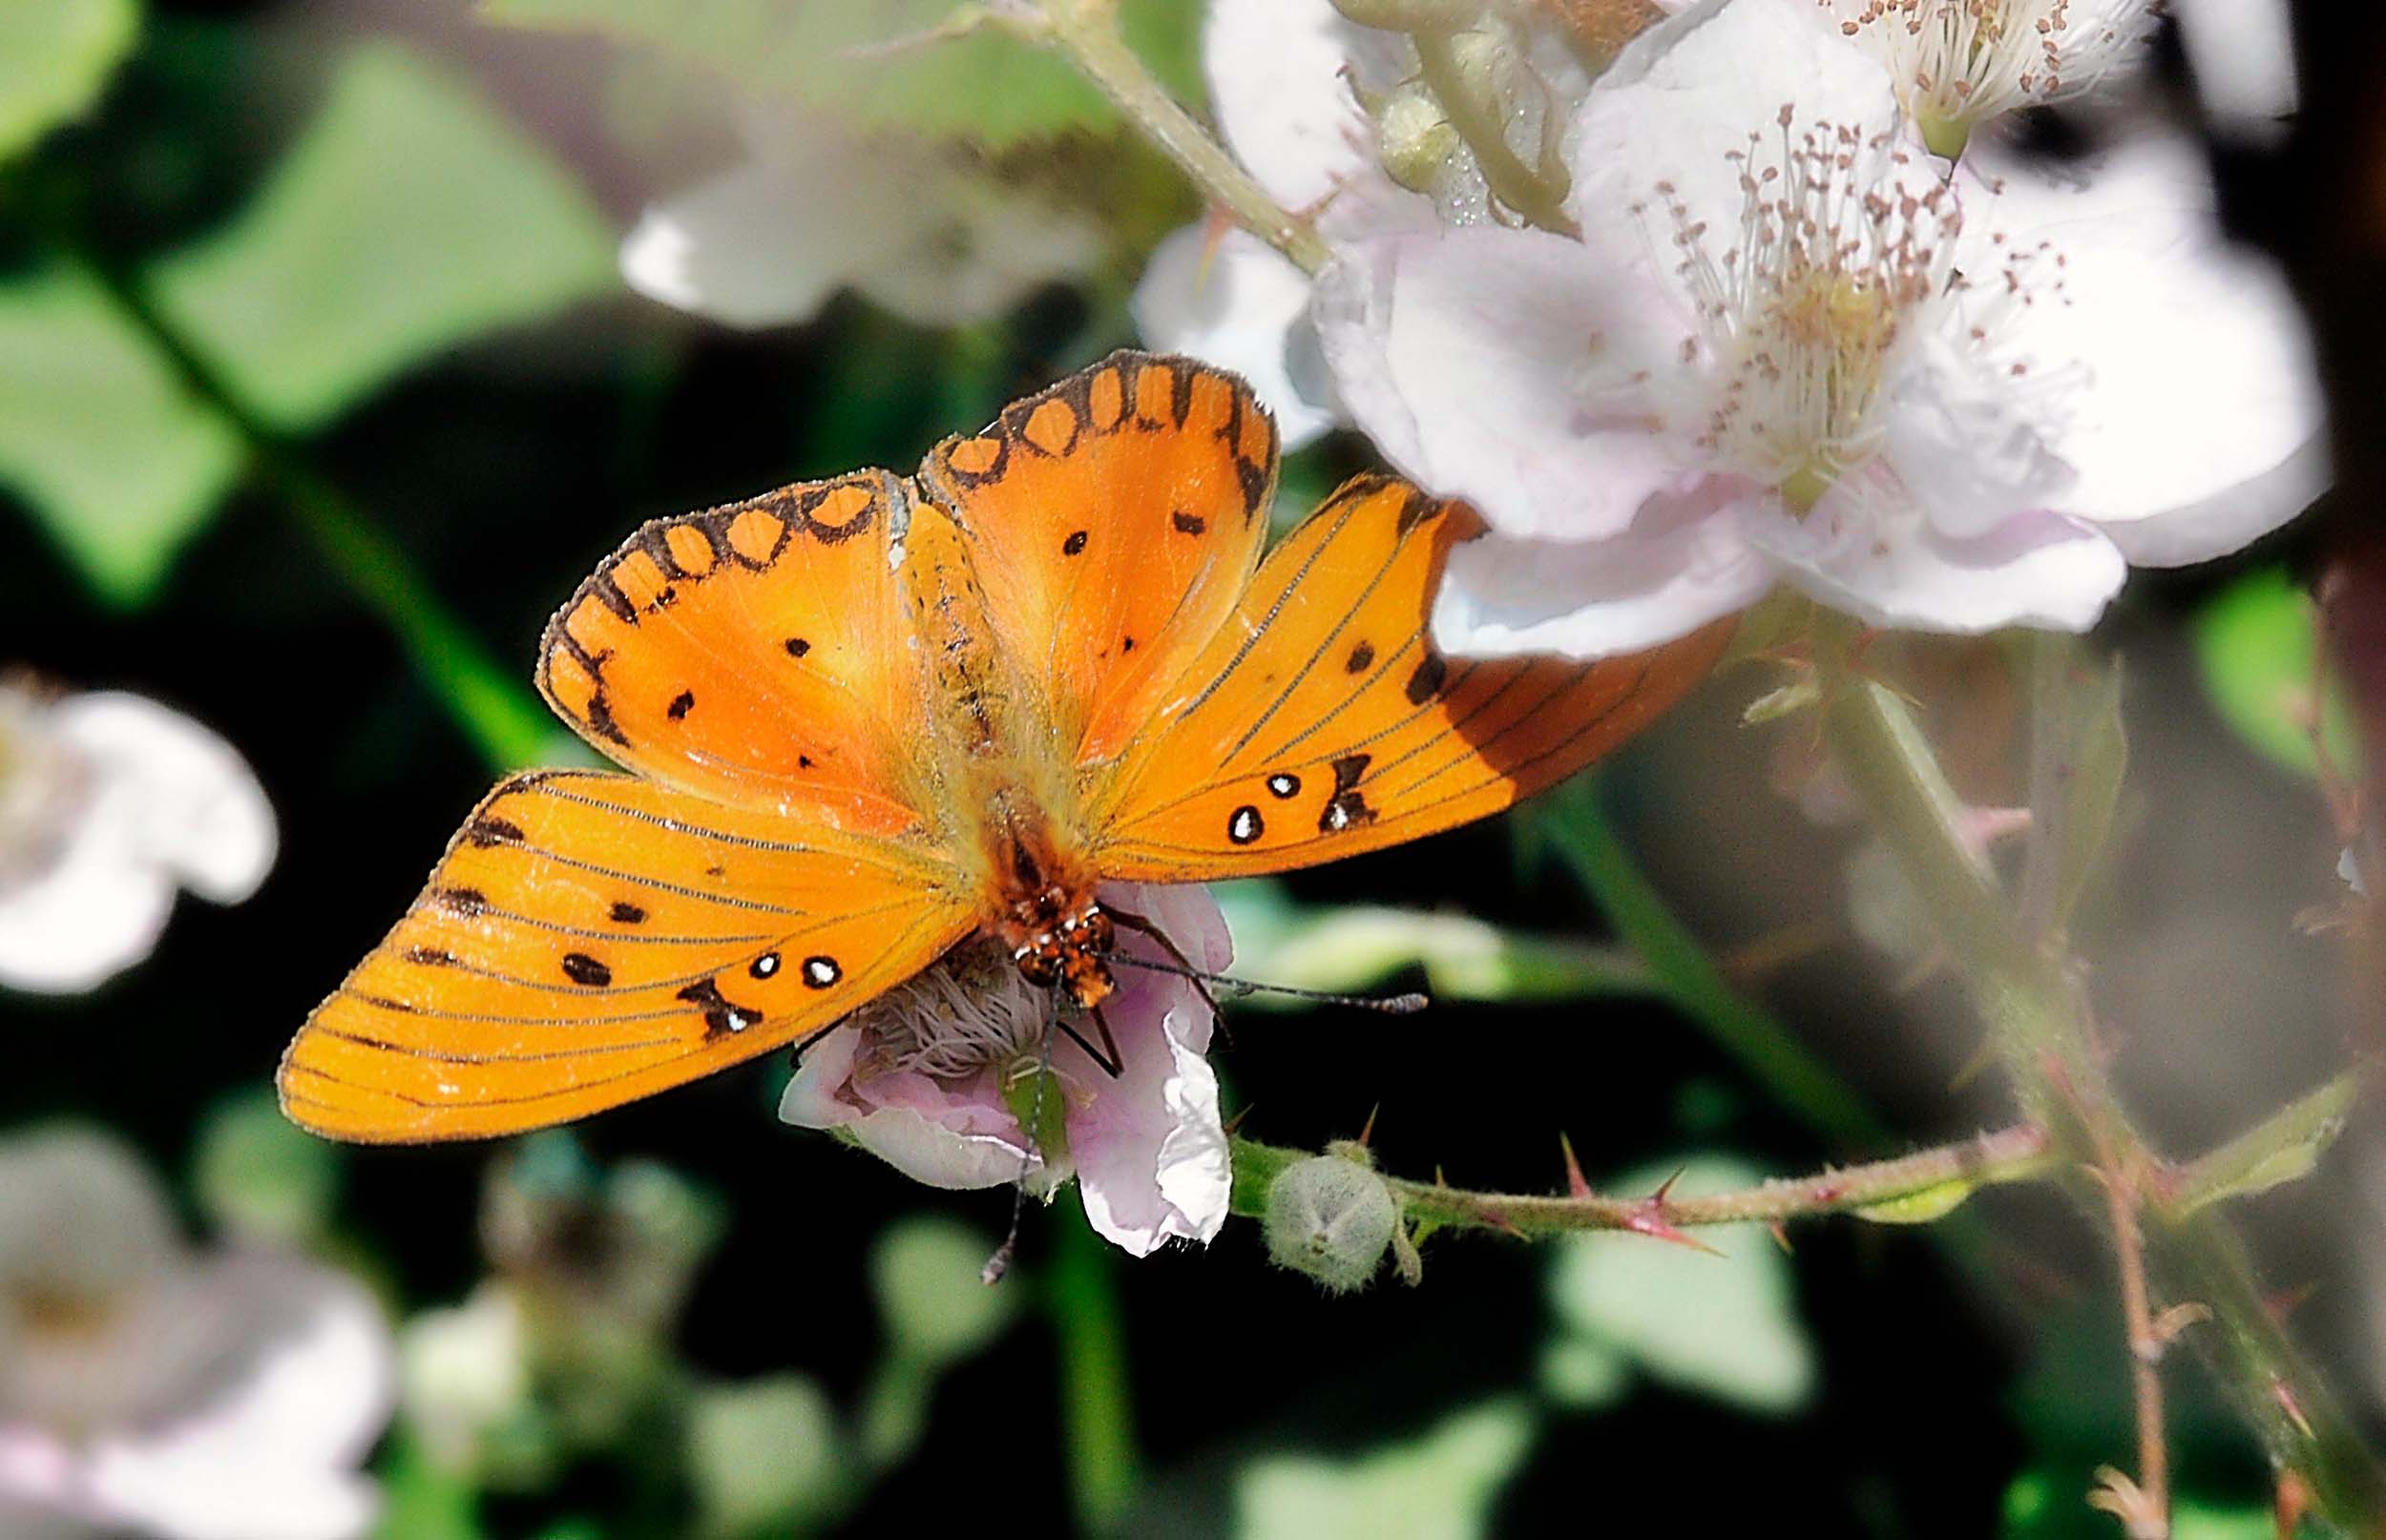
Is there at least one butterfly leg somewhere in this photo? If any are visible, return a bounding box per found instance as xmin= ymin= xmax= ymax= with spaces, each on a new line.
xmin=1054 ymin=1006 xmax=1125 ymax=1079
xmin=1102 ymin=904 xmax=1227 ymax=1023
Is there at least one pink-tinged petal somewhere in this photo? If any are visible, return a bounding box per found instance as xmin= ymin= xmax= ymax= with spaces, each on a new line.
xmin=1132 ymin=224 xmax=1338 ymax=450
xmin=2103 ymin=434 xmax=2329 ymax=567
xmin=1569 ymin=0 xmax=1904 ymax=246
xmin=1750 ymin=467 xmax=2126 ymax=632
xmin=1884 ymin=331 xmax=2079 ymax=542
xmin=1205 ymin=0 xmax=1414 ymax=229
xmin=1065 ymin=884 xmax=1233 ymax=1257
xmin=1962 ymin=136 xmax=2324 ymax=541
xmin=1433 ymin=489 xmax=1776 ymax=660
xmin=777 ymin=1025 xmax=1039 ymax=1193
xmin=1316 ymin=228 xmax=1700 ymax=541
xmin=82 ymin=1269 xmax=391 ymax=1540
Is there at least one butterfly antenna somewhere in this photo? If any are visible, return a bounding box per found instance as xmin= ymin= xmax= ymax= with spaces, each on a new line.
xmin=982 ymin=992 xmax=1059 ymax=1286
xmin=1107 ymin=952 xmax=1429 ymax=1014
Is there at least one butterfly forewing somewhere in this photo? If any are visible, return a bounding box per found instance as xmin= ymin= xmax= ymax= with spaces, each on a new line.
xmin=1089 ymin=476 xmax=1734 ymax=880
xmin=919 ymin=351 xmax=1275 ymax=765
xmin=279 ymin=770 xmax=972 ymax=1143
xmin=537 ymin=472 xmax=928 ymax=839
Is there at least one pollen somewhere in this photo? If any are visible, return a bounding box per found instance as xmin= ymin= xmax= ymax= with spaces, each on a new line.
xmin=1820 ymin=0 xmax=2156 ymax=153
xmin=848 ymin=939 xmax=1048 ymax=1080
xmin=1660 ymin=114 xmax=1959 ymax=505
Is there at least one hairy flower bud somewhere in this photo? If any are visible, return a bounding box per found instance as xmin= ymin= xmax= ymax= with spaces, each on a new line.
xmin=1263 ymin=1153 xmax=1399 ymax=1293
xmin=1376 ymin=85 xmax=1464 ymax=196
xmin=1330 ymin=0 xmax=1485 ymax=31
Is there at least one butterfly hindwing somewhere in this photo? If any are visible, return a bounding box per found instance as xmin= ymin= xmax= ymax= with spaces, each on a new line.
xmin=538 ymin=472 xmax=929 ymax=839
xmin=918 ymin=351 xmax=1276 ymax=765
xmin=1090 ymin=476 xmax=1734 ymax=880
xmin=279 ymin=770 xmax=972 ymax=1143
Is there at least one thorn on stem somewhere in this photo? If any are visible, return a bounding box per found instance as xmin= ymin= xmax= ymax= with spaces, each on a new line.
xmin=1559 ymin=1132 xmax=1592 ymax=1198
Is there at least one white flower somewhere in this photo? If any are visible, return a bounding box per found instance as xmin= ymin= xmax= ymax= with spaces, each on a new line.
xmin=0 ymin=684 xmax=275 ymax=994
xmin=1132 ymin=0 xmax=1456 ymax=447
xmin=623 ymin=107 xmax=1102 ymax=329
xmin=0 ymin=1128 xmax=394 ymax=1540
xmin=780 ymin=883 xmax=1234 ymax=1258
xmin=1314 ymin=0 xmax=2322 ymax=658
xmin=1818 ymin=0 xmax=2160 ymax=156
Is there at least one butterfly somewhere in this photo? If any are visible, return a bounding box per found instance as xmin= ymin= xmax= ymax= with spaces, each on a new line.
xmin=279 ymin=352 xmax=1731 ymax=1142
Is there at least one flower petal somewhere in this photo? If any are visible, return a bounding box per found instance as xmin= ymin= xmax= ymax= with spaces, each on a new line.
xmin=778 ymin=1025 xmax=1040 ymax=1192
xmin=82 ymin=1267 xmax=393 ymax=1540
xmin=1133 ymin=224 xmax=1339 ymax=450
xmin=1433 ymin=489 xmax=1776 ymax=660
xmin=1963 ymin=135 xmax=2324 ymax=546
xmin=1065 ymin=884 xmax=1233 ymax=1257
xmin=1205 ymin=0 xmax=1413 ymax=227
xmin=1316 ymin=228 xmax=1699 ymax=541
xmin=53 ymin=693 xmax=275 ymax=904
xmin=1752 ymin=466 xmax=2126 ymax=633
xmin=621 ymin=157 xmax=869 ymax=329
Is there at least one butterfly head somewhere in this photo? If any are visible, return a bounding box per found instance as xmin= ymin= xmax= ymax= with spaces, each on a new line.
xmin=1001 ymin=889 xmax=1117 ymax=1009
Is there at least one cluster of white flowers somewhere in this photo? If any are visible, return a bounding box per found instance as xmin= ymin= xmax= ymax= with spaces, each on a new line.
xmin=1140 ymin=0 xmax=2319 ymax=660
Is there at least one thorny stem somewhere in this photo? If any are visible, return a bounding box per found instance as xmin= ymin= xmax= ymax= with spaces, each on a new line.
xmin=1028 ymin=0 xmax=1335 ymax=275
xmin=1816 ymin=618 xmax=2386 ymax=1531
xmin=58 ymin=247 xmax=554 ymax=775
xmin=2095 ymin=1151 xmax=2170 ymax=1539
xmin=1227 ymin=1125 xmax=2053 ymax=1236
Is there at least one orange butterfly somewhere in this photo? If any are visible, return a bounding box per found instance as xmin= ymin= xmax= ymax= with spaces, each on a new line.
xmin=280 ymin=353 xmax=1730 ymax=1143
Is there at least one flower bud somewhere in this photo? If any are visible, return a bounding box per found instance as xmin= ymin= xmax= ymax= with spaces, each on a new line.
xmin=1376 ymin=85 xmax=1464 ymax=196
xmin=1264 ymin=1154 xmax=1398 ymax=1293
xmin=1330 ymin=0 xmax=1485 ymax=31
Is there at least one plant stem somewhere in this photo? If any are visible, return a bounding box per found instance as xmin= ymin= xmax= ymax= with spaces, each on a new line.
xmin=1033 ymin=0 xmax=1334 ymax=275
xmin=1816 ymin=620 xmax=2386 ymax=1530
xmin=1046 ymin=1200 xmax=1141 ymax=1532
xmin=1229 ymin=1125 xmax=2051 ymax=1237
xmin=2097 ymin=1153 xmax=2171 ymax=1539
xmin=1411 ymin=31 xmax=1580 ymax=236
xmin=1537 ymin=784 xmax=1895 ymax=1149
xmin=64 ymin=250 xmax=553 ymax=774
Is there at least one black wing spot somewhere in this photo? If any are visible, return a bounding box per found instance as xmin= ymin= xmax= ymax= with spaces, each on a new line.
xmin=751 ymin=951 xmax=782 ymax=980
xmin=679 ymin=978 xmax=759 ymax=1038
xmin=584 ymin=692 xmax=631 ymax=748
xmin=1062 ymin=530 xmax=1089 ymax=556
xmin=405 ymin=946 xmax=455 ymax=967
xmin=560 ymin=952 xmax=613 ymax=987
xmin=466 ymin=816 xmax=525 ymax=849
xmin=798 ymin=754 xmax=815 ymax=769
xmin=1266 ymin=773 xmax=1301 ymax=800
xmin=652 ymin=585 xmax=678 ymax=611
xmin=802 ymin=955 xmax=843 ymax=989
xmin=1172 ymin=510 xmax=1206 ymax=536
xmin=609 ymin=901 xmax=647 ymax=925
xmin=1346 ymin=640 xmax=1376 ymax=674
xmin=1227 ymin=805 xmax=1265 ymax=845
xmin=438 ymin=886 xmax=489 ymax=917
xmin=1121 ymin=635 xmax=1137 ymax=654
xmin=1405 ymin=653 xmax=1450 ymax=706
xmin=666 ymin=689 xmax=695 ymax=720
xmin=785 ymin=636 xmax=811 ymax=657
xmin=1319 ymin=752 xmax=1378 ymax=835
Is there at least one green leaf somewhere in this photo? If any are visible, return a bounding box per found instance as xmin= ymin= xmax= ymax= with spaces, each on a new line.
xmin=373 ymin=1430 xmax=491 ymax=1540
xmin=2053 ymin=655 xmax=2127 ymax=929
xmin=1547 ymin=1155 xmax=1816 ymax=1415
xmin=869 ymin=1216 xmax=1019 ymax=1366
xmin=0 ymin=0 xmax=137 ymax=162
xmin=684 ymin=1375 xmax=846 ymax=1537
xmin=2192 ymin=566 xmax=2361 ymax=778
xmin=2168 ymin=1072 xmax=2355 ymax=1217
xmin=1235 ymin=1400 xmax=1538 ymax=1540
xmin=192 ymin=1086 xmax=342 ymax=1243
xmin=1853 ymin=1175 xmax=1978 ymax=1225
xmin=0 ymin=263 xmax=244 ymax=604
xmin=1214 ymin=882 xmax=1655 ymax=1006
xmin=150 ymin=41 xmax=615 ymax=432
xmin=480 ymin=0 xmax=1203 ymax=148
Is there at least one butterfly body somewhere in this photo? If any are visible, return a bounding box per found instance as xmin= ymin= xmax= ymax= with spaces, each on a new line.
xmin=281 ymin=352 xmax=1730 ymax=1143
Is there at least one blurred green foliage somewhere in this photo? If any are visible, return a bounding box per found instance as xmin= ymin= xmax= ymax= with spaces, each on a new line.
xmin=2194 ymin=565 xmax=2360 ymax=778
